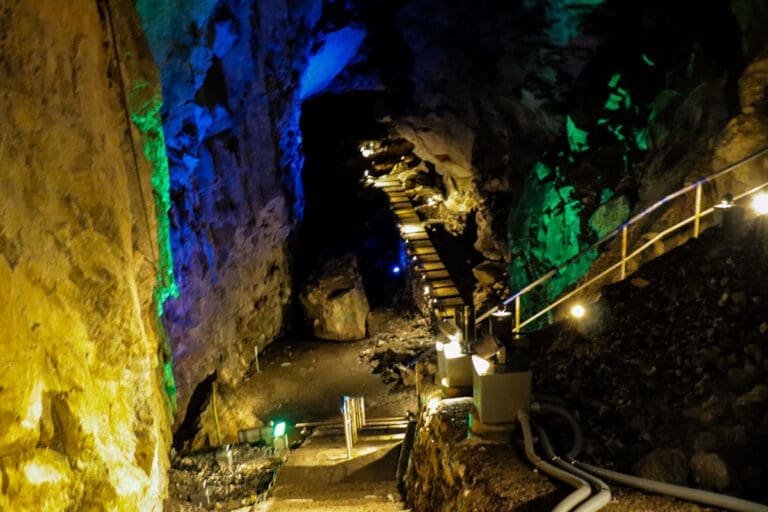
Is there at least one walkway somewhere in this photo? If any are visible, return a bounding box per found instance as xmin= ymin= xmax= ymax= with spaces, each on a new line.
xmin=366 ymin=143 xmax=466 ymax=323
xmin=261 ymin=427 xmax=409 ymax=511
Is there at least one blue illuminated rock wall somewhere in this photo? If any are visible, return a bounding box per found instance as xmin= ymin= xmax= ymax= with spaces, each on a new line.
xmin=137 ymin=0 xmax=366 ymax=425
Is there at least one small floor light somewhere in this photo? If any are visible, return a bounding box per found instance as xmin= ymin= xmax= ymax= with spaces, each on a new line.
xmin=492 ymin=304 xmax=512 ymax=317
xmin=715 ymin=193 xmax=734 ymax=209
xmin=570 ymin=304 xmax=586 ymax=319
xmin=752 ymin=192 xmax=768 ymax=215
xmin=391 ymin=265 xmax=402 ymax=275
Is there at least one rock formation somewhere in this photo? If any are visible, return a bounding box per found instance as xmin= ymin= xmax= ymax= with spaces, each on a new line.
xmin=300 ymin=254 xmax=370 ymax=341
xmin=0 ymin=1 xmax=170 ymax=509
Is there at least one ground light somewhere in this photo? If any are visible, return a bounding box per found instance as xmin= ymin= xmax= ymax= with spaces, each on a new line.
xmin=752 ymin=192 xmax=768 ymax=215
xmin=391 ymin=265 xmax=402 ymax=275
xmin=273 ymin=421 xmax=286 ymax=438
xmin=570 ymin=304 xmax=586 ymax=319
xmin=492 ymin=305 xmax=512 ymax=317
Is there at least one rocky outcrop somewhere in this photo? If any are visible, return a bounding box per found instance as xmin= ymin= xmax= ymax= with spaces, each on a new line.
xmin=137 ymin=0 xmax=371 ymax=426
xmin=0 ymin=1 xmax=170 ymax=509
xmin=300 ymin=255 xmax=370 ymax=341
xmin=405 ymin=397 xmax=558 ymax=512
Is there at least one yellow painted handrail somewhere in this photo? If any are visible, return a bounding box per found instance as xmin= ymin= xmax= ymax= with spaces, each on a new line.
xmin=476 ymin=146 xmax=768 ymax=331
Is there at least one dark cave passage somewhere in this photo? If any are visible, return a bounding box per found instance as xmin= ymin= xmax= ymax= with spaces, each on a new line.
xmin=295 ymin=91 xmax=409 ymax=313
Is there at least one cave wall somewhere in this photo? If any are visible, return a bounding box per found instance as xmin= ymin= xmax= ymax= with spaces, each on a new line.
xmin=136 ymin=0 xmax=368 ymax=438
xmin=0 ymin=1 xmax=171 ymax=510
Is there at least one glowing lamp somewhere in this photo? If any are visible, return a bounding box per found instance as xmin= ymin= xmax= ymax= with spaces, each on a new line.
xmin=570 ymin=304 xmax=586 ymax=319
xmin=391 ymin=265 xmax=402 ymax=275
xmin=715 ymin=193 xmax=734 ymax=209
xmin=436 ymin=340 xmax=472 ymax=388
xmin=752 ymin=192 xmax=768 ymax=215
xmin=423 ymin=285 xmax=430 ymax=295
xmin=492 ymin=305 xmax=512 ymax=317
xmin=401 ymin=223 xmax=423 ymax=235
xmin=273 ymin=421 xmax=286 ymax=438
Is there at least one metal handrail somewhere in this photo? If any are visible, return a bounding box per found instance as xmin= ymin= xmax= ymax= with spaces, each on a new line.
xmin=476 ymin=146 xmax=768 ymax=330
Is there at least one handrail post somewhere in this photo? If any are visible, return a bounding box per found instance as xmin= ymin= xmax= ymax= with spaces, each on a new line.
xmin=514 ymin=295 xmax=521 ymax=336
xmin=694 ymin=182 xmax=702 ymax=238
xmin=620 ymin=225 xmax=628 ymax=280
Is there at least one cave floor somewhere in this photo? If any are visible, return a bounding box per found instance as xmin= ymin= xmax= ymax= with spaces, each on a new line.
xmin=241 ymin=310 xmax=425 ymax=427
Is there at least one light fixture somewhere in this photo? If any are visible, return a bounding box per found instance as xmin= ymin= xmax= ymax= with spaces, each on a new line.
xmin=570 ymin=304 xmax=586 ymax=319
xmin=423 ymin=285 xmax=430 ymax=295
xmin=391 ymin=265 xmax=402 ymax=275
xmin=492 ymin=304 xmax=512 ymax=317
xmin=363 ymin=169 xmax=369 ymax=178
xmin=715 ymin=193 xmax=734 ymax=209
xmin=752 ymin=192 xmax=768 ymax=215
xmin=401 ymin=223 xmax=423 ymax=235
xmin=273 ymin=421 xmax=286 ymax=438
xmin=412 ymin=255 xmax=418 ymax=262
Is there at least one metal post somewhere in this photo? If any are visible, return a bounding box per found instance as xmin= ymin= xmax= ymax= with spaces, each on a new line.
xmin=254 ymin=345 xmax=260 ymax=374
xmin=359 ymin=397 xmax=366 ymax=428
xmin=514 ymin=295 xmax=521 ymax=335
xmin=694 ymin=182 xmax=702 ymax=238
xmin=343 ymin=396 xmax=353 ymax=459
xmin=212 ymin=382 xmax=223 ymax=446
xmin=620 ymin=225 xmax=628 ymax=280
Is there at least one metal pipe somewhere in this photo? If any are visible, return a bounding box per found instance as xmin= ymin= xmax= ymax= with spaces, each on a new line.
xmin=342 ymin=396 xmax=351 ymax=458
xmin=530 ymin=402 xmax=582 ymax=460
xmin=518 ymin=410 xmax=592 ymax=512
xmin=620 ymin=225 xmax=628 ymax=280
xmin=574 ymin=461 xmax=768 ymax=512
xmin=537 ymin=426 xmax=611 ymax=512
xmin=533 ymin=399 xmax=768 ymax=512
xmin=694 ymin=182 xmax=703 ymax=238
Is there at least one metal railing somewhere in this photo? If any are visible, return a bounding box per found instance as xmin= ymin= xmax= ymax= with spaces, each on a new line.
xmin=476 ymin=146 xmax=768 ymax=333
xmin=342 ymin=395 xmax=365 ymax=459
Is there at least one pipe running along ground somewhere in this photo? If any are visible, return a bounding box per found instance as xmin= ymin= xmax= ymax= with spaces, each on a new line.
xmin=517 ymin=410 xmax=592 ymax=512
xmin=537 ymin=426 xmax=611 ymax=512
xmin=531 ymin=401 xmax=768 ymax=512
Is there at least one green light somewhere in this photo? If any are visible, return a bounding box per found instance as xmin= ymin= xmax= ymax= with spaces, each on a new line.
xmin=273 ymin=421 xmax=286 ymax=437
xmin=129 ymin=81 xmax=179 ymax=317
xmin=566 ymin=115 xmax=590 ymax=153
xmin=608 ymin=73 xmax=621 ymax=88
xmin=634 ymin=127 xmax=650 ymax=151
xmin=641 ymin=53 xmax=655 ymax=67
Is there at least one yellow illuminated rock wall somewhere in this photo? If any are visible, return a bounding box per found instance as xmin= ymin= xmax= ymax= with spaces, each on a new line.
xmin=0 ymin=1 xmax=170 ymax=510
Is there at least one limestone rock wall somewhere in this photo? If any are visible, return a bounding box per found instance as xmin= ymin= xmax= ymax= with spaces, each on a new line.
xmin=136 ymin=0 xmax=371 ymax=437
xmin=0 ymin=1 xmax=170 ymax=510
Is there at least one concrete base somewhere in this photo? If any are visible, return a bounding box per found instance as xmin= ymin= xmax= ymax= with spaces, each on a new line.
xmin=472 ymin=355 xmax=531 ymax=424
xmin=435 ymin=371 xmax=472 ymax=398
xmin=467 ymin=405 xmax=517 ymax=442
xmin=436 ymin=342 xmax=473 ymax=388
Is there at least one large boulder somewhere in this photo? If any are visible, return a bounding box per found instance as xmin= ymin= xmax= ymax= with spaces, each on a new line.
xmin=301 ymin=255 xmax=370 ymax=341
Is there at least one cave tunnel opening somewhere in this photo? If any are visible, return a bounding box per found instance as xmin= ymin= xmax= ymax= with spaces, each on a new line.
xmin=294 ymin=90 xmax=410 ymax=320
